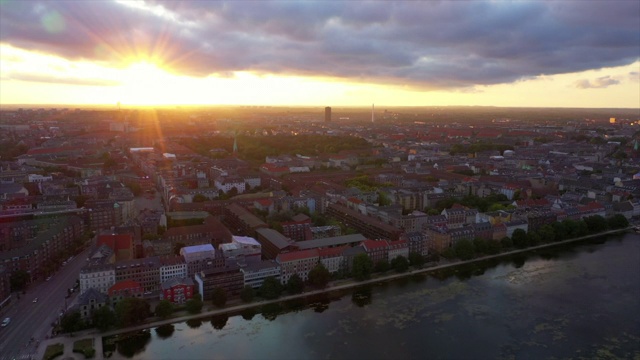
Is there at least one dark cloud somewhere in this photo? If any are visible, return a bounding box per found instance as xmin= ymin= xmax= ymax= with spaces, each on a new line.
xmin=1 ymin=1 xmax=638 ymax=89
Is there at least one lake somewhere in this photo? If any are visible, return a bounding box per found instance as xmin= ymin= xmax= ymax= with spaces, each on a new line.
xmin=105 ymin=233 xmax=640 ymax=360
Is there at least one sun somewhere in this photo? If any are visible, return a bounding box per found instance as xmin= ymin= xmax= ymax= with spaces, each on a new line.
xmin=118 ymin=61 xmax=176 ymax=105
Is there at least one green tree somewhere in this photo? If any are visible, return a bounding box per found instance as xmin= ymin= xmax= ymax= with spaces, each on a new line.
xmin=408 ymin=252 xmax=425 ymax=269
xmin=454 ymin=239 xmax=476 ymax=260
xmin=511 ymin=229 xmax=528 ymax=248
xmin=211 ymin=287 xmax=227 ymax=308
xmin=60 ymin=311 xmax=84 ymax=333
xmin=186 ymin=294 xmax=203 ymax=314
xmin=538 ymin=224 xmax=555 ymax=243
xmin=584 ymin=215 xmax=608 ymax=233
xmin=500 ymin=236 xmax=513 ymax=249
xmin=308 ymin=263 xmax=331 ymax=288
xmin=377 ymin=191 xmax=392 ymax=206
xmin=561 ymin=219 xmax=580 ymax=238
xmin=390 ymin=255 xmax=410 ymax=273
xmin=192 ymin=194 xmax=207 ymax=202
xmin=486 ymin=240 xmax=502 ymax=255
xmin=155 ymin=300 xmax=174 ymax=319
xmin=240 ymin=285 xmax=255 ymax=303
xmin=552 ymin=222 xmax=567 ymax=241
xmin=116 ymin=298 xmax=151 ymax=327
xmin=374 ymin=259 xmax=390 ymax=273
xmin=259 ymin=276 xmax=283 ymax=300
xmin=607 ymin=214 xmax=629 ymax=229
xmin=472 ymin=238 xmax=488 ymax=255
xmin=527 ymin=231 xmax=541 ymax=246
xmin=9 ymin=270 xmax=30 ymax=292
xmin=352 ymin=253 xmax=373 ymax=281
xmin=286 ymin=274 xmax=305 ymax=294
xmin=92 ymin=305 xmax=116 ymax=332
xmin=576 ymin=220 xmax=589 ymax=237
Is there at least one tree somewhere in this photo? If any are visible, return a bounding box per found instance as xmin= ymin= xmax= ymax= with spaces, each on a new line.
xmin=538 ymin=225 xmax=555 ymax=243
xmin=527 ymin=231 xmax=541 ymax=246
xmin=486 ymin=240 xmax=502 ymax=255
xmin=173 ymin=242 xmax=186 ymax=255
xmin=390 ymin=255 xmax=409 ymax=273
xmin=211 ymin=287 xmax=227 ymax=308
xmin=454 ymin=239 xmax=475 ymax=260
xmin=155 ymin=300 xmax=174 ymax=319
xmin=186 ymin=294 xmax=203 ymax=314
xmin=308 ymin=263 xmax=331 ymax=288
xmin=240 ymin=285 xmax=255 ymax=303
xmin=259 ymin=276 xmax=283 ymax=300
xmin=352 ymin=253 xmax=373 ymax=281
xmin=286 ymin=274 xmax=304 ymax=294
xmin=607 ymin=214 xmax=629 ymax=229
xmin=9 ymin=270 xmax=30 ymax=292
xmin=192 ymin=194 xmax=207 ymax=202
xmin=92 ymin=306 xmax=116 ymax=332
xmin=60 ymin=311 xmax=84 ymax=333
xmin=561 ymin=219 xmax=580 ymax=238
xmin=511 ymin=229 xmax=528 ymax=248
xmin=408 ymin=252 xmax=425 ymax=269
xmin=584 ymin=215 xmax=608 ymax=233
xmin=116 ymin=298 xmax=151 ymax=327
xmin=500 ymin=236 xmax=513 ymax=249
xmin=374 ymin=259 xmax=390 ymax=273
xmin=472 ymin=238 xmax=488 ymax=255
xmin=552 ymin=222 xmax=567 ymax=241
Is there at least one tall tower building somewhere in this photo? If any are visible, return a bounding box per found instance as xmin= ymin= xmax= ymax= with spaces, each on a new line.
xmin=325 ymin=107 xmax=332 ymax=122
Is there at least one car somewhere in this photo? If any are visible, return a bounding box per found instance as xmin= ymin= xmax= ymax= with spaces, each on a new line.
xmin=33 ymin=298 xmax=38 ymax=303
xmin=1 ymin=318 xmax=9 ymax=327
xmin=46 ymin=276 xmax=52 ymax=281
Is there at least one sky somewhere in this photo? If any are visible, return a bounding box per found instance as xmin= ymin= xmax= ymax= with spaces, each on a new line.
xmin=0 ymin=1 xmax=639 ymax=108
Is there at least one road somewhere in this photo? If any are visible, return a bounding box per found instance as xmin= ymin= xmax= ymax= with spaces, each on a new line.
xmin=0 ymin=246 xmax=92 ymax=360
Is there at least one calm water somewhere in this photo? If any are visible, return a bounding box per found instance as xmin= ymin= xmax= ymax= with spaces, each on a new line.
xmin=106 ymin=233 xmax=640 ymax=360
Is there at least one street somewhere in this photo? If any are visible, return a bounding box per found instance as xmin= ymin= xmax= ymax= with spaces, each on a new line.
xmin=0 ymin=246 xmax=92 ymax=360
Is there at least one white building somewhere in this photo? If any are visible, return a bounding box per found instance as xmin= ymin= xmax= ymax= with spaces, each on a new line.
xmin=240 ymin=260 xmax=281 ymax=288
xmin=159 ymin=256 xmax=187 ymax=284
xmin=214 ymin=176 xmax=246 ymax=194
xmin=79 ymin=264 xmax=116 ymax=295
xmin=180 ymin=244 xmax=216 ymax=263
xmin=276 ymin=249 xmax=319 ymax=284
xmin=28 ymin=174 xmax=53 ymax=183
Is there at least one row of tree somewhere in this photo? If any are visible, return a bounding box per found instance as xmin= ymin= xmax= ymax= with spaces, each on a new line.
xmin=351 ymin=252 xmax=426 ymax=281
xmin=443 ymin=214 xmax=629 ymax=261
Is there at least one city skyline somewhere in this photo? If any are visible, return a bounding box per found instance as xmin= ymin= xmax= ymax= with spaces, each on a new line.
xmin=1 ymin=1 xmax=639 ymax=108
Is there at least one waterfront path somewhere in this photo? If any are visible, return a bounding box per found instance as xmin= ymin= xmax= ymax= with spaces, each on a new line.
xmin=34 ymin=227 xmax=635 ymax=360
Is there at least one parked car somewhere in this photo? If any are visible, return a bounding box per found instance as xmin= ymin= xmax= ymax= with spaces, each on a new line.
xmin=32 ymin=298 xmax=38 ymax=303
xmin=1 ymin=318 xmax=10 ymax=327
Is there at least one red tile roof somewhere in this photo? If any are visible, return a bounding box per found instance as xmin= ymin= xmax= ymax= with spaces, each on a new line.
xmin=277 ymin=249 xmax=319 ymax=262
xmin=362 ymin=239 xmax=389 ymax=250
xmin=97 ymin=234 xmax=133 ymax=252
xmin=108 ymin=280 xmax=142 ymax=295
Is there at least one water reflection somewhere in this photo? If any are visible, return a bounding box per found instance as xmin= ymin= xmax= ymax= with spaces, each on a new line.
xmin=351 ymin=285 xmax=372 ymax=307
xmin=185 ymin=318 xmax=202 ymax=329
xmin=240 ymin=308 xmax=256 ymax=320
xmin=155 ymin=324 xmax=174 ymax=339
xmin=210 ymin=314 xmax=229 ymax=330
xmin=116 ymin=330 xmax=151 ymax=358
xmin=261 ymin=303 xmax=283 ymax=321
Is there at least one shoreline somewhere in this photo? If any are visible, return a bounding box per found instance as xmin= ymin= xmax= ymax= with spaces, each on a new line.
xmin=36 ymin=227 xmax=635 ymax=359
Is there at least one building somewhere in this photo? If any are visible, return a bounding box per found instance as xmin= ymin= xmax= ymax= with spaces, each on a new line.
xmin=0 ymin=266 xmax=11 ymax=310
xmin=220 ymin=236 xmax=262 ymax=265
xmin=180 ymin=244 xmax=224 ymax=278
xmin=76 ymin=288 xmax=109 ymax=321
xmin=161 ymin=277 xmax=195 ymax=304
xmin=387 ymin=240 xmax=409 ymax=262
xmin=325 ymin=106 xmax=331 ymax=122
xmin=318 ymin=246 xmax=347 ymax=274
xmin=115 ymin=257 xmax=161 ymax=292
xmin=223 ymin=203 xmax=268 ymax=236
xmin=276 ymin=249 xmax=320 ymax=284
xmin=326 ymin=203 xmax=403 ymax=241
xmin=361 ymin=239 xmax=388 ymax=264
xmin=108 ymin=280 xmax=144 ymax=307
xmin=240 ymin=260 xmax=281 ymax=289
xmin=254 ymin=228 xmax=294 ymax=259
xmin=96 ymin=233 xmax=134 ymax=262
xmin=281 ymin=213 xmax=312 ymax=241
xmin=194 ymin=265 xmax=244 ymax=300
xmin=159 ymin=256 xmax=187 ymax=284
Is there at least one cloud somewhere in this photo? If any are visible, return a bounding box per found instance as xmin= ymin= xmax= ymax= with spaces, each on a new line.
xmin=1 ymin=1 xmax=639 ymax=89
xmin=7 ymin=72 xmax=121 ymax=86
xmin=574 ymin=76 xmax=620 ymax=89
